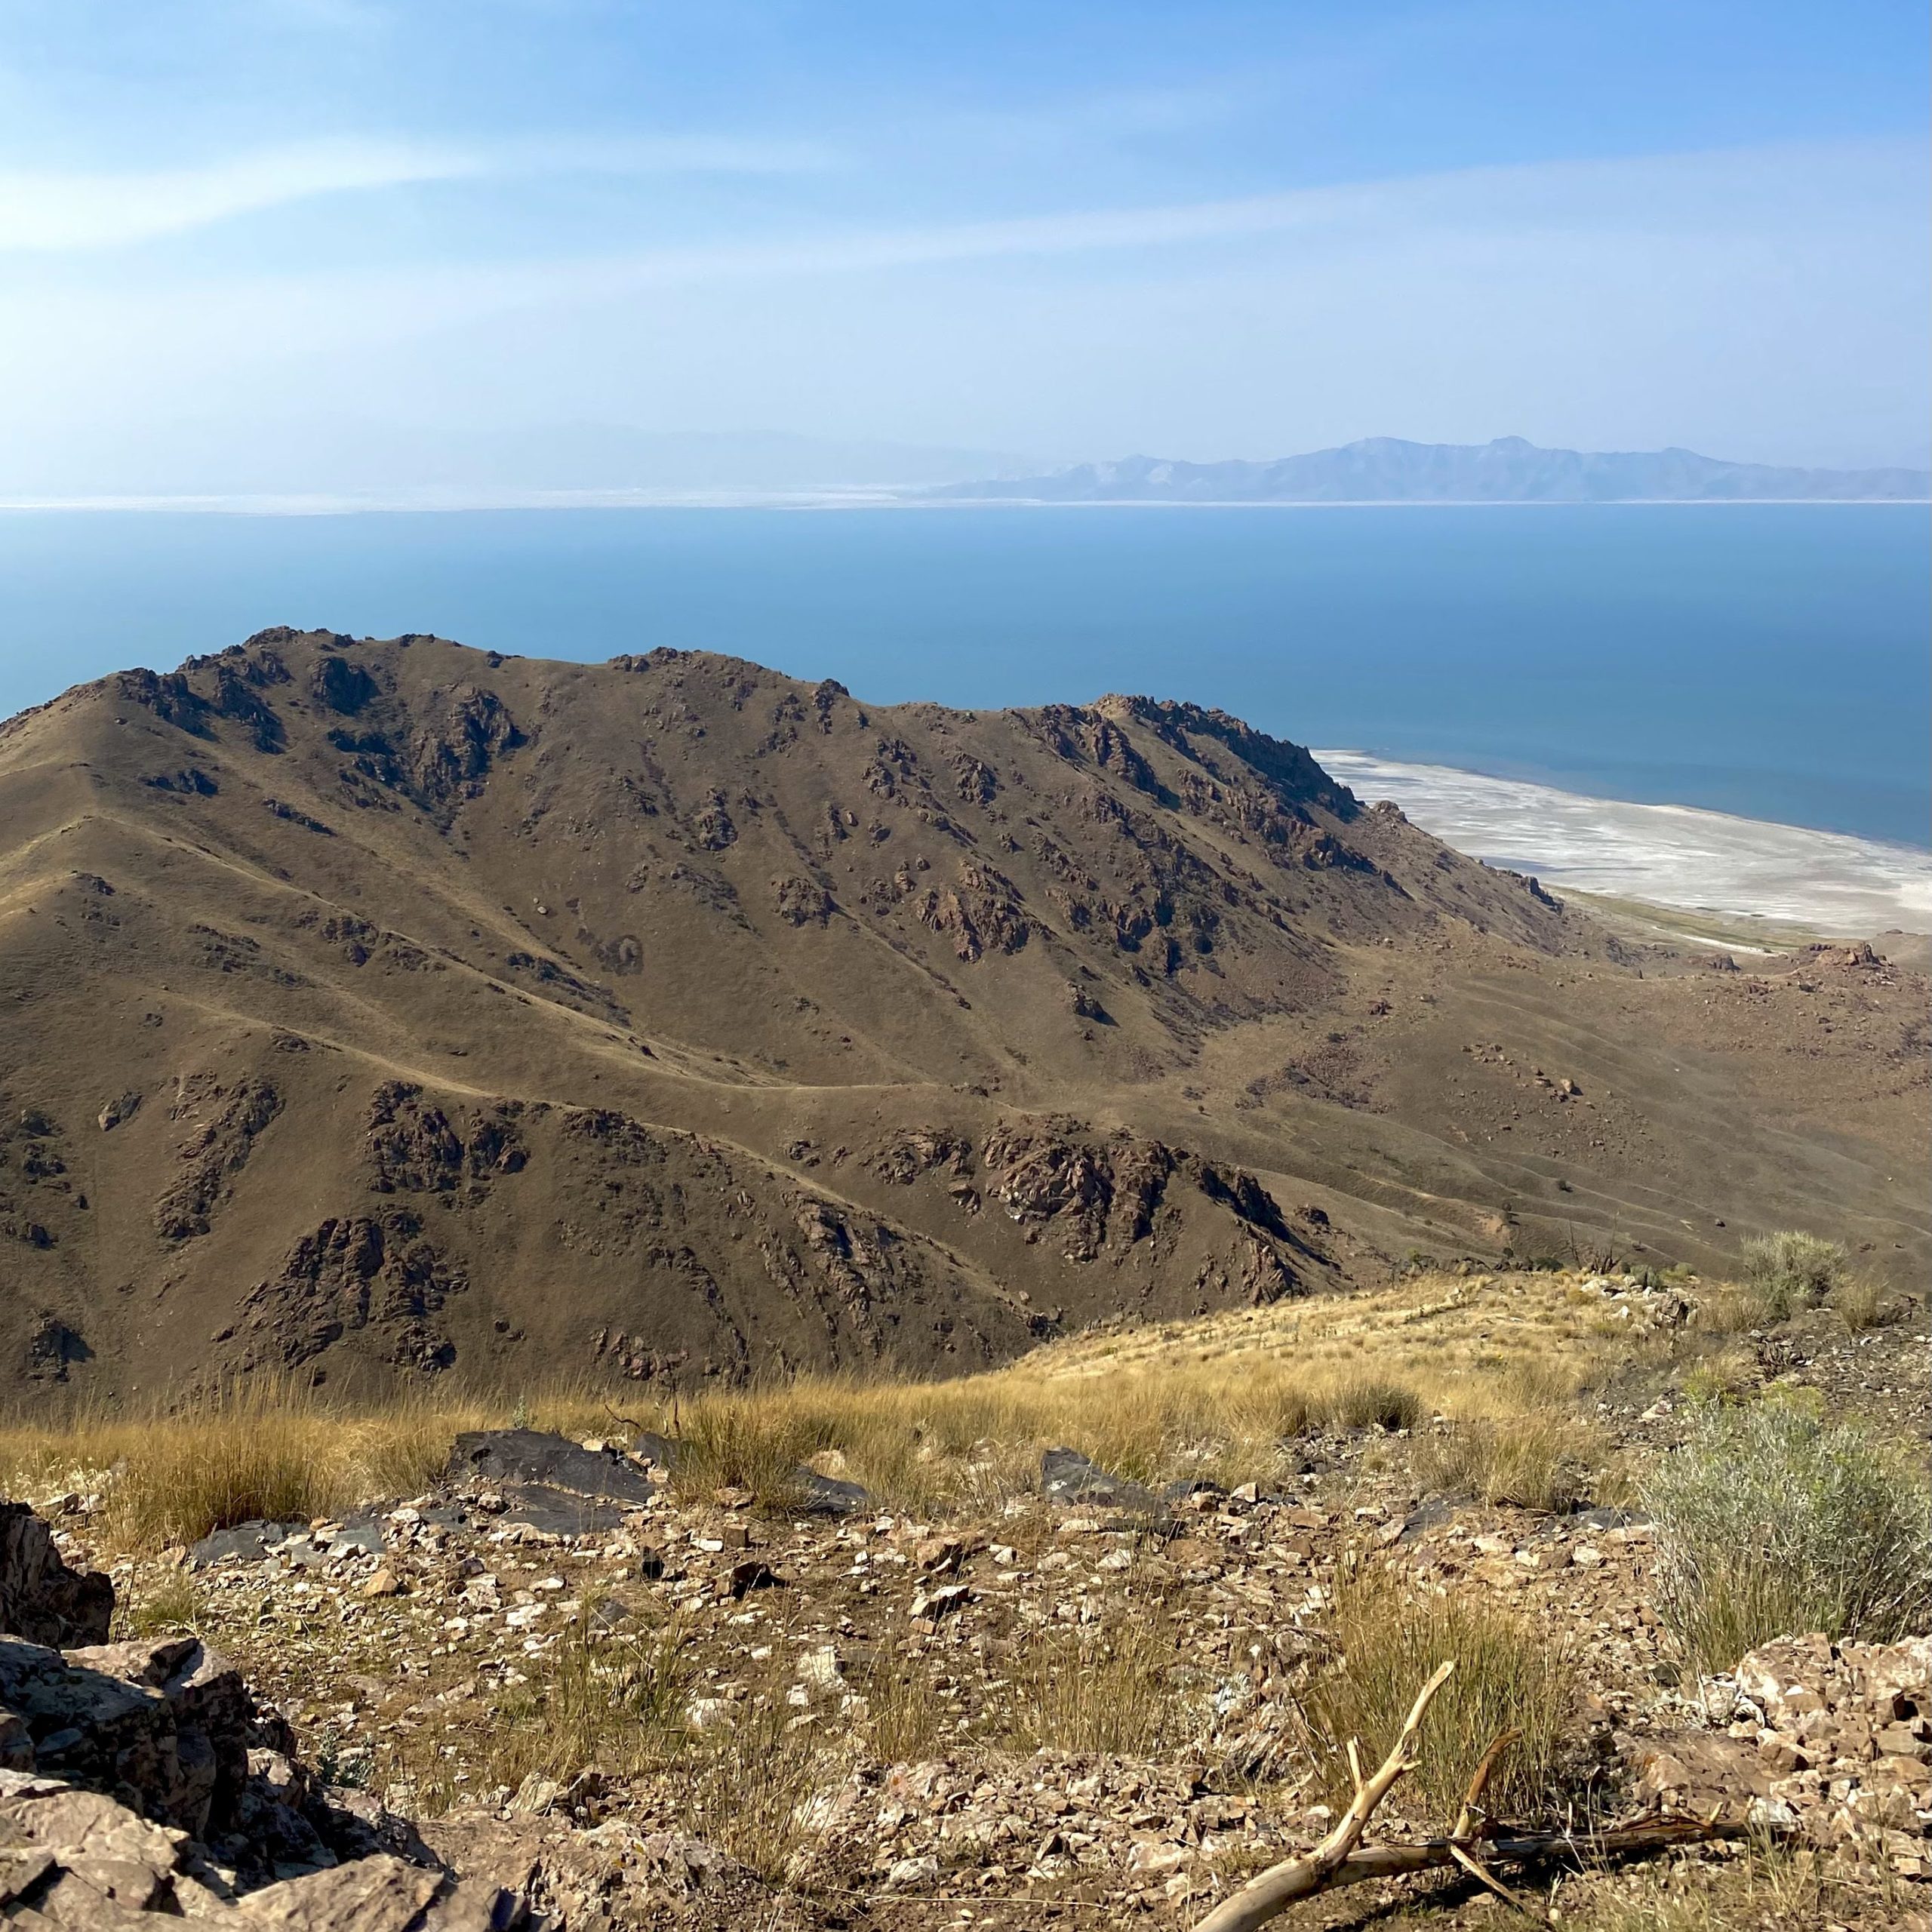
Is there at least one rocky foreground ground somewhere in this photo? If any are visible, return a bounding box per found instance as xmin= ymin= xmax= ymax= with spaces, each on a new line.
xmin=1 ymin=1270 xmax=1927 ymax=1929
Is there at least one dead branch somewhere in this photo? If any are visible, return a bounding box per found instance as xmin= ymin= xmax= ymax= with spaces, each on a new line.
xmin=1446 ymin=1841 xmax=1545 ymax=1924
xmin=1453 ymin=1725 xmax=1521 ymax=1839
xmin=1191 ymin=1660 xmax=1454 ymax=1932
xmin=1190 ymin=1672 xmax=1753 ymax=1932
xmin=1194 ymin=1817 xmax=1751 ymax=1931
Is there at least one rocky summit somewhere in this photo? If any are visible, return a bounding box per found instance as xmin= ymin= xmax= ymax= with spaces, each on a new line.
xmin=0 ymin=630 xmax=1924 ymax=1404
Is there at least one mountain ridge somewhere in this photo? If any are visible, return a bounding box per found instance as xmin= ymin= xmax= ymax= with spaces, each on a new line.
xmin=924 ymin=435 xmax=1931 ymax=503
xmin=0 ymin=629 xmax=1923 ymax=1407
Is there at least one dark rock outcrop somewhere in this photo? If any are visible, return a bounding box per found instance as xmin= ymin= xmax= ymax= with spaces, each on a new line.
xmin=0 ymin=1504 xmax=112 ymax=1649
xmin=448 ymin=1429 xmax=655 ymax=1505
xmin=0 ymin=1498 xmax=528 ymax=1923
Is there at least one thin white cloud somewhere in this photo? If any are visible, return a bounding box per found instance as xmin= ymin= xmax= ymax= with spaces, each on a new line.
xmin=0 ymin=132 xmax=838 ymax=253
xmin=404 ymin=135 xmax=1923 ymax=304
xmin=0 ymin=134 xmax=1918 ymax=475
xmin=0 ymin=140 xmax=478 ymax=251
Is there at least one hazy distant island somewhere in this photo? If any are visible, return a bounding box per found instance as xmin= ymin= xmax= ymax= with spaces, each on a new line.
xmin=16 ymin=427 xmax=1927 ymax=509
xmin=924 ymin=435 xmax=1932 ymax=505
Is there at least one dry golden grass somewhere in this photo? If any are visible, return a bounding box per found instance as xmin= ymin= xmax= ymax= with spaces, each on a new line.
xmin=663 ymin=1398 xmax=824 ymax=1512
xmin=998 ymin=1593 xmax=1204 ymax=1757
xmin=1298 ymin=1556 xmax=1577 ymax=1826
xmin=680 ymin=1698 xmax=838 ymax=1882
xmin=0 ymin=1380 xmax=577 ymax=1552
xmin=1414 ymin=1412 xmax=1604 ymax=1512
xmin=483 ymin=1615 xmax=696 ymax=1789
xmin=372 ymin=1614 xmax=677 ymax=1814
xmin=1564 ymin=1838 xmax=1905 ymax=1932
xmin=0 ymin=1269 xmax=1669 ymax=1549
xmin=854 ymin=1647 xmax=956 ymax=1764
xmin=1827 ymin=1275 xmax=1906 ymax=1334
xmin=1694 ymin=1281 xmax=1785 ymax=1335
xmin=115 ymin=1570 xmax=202 ymax=1640
xmin=1677 ymin=1348 xmax=1758 ymax=1406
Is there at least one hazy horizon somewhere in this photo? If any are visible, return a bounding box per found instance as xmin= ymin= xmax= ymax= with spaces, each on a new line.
xmin=3 ymin=427 xmax=1925 ymax=509
xmin=3 ymin=3 xmax=1926 ymax=497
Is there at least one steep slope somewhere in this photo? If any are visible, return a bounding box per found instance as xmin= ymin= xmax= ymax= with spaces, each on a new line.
xmin=0 ymin=629 xmax=1923 ymax=1404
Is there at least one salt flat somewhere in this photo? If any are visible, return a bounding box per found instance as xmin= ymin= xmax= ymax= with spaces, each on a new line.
xmin=1318 ymin=751 xmax=1932 ymax=938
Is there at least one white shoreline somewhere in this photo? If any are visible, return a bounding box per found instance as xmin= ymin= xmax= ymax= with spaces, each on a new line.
xmin=1315 ymin=751 xmax=1932 ymax=936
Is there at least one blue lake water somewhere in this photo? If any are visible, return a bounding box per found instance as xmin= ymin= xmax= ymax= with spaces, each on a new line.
xmin=1 ymin=503 xmax=1924 ymax=846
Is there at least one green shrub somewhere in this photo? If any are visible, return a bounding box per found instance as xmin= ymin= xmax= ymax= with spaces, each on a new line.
xmin=1642 ymin=1401 xmax=1932 ymax=1674
xmin=1737 ymin=1231 xmax=1847 ymax=1321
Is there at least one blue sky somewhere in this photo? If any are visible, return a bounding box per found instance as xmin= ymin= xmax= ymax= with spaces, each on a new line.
xmin=1 ymin=1 xmax=1926 ymax=485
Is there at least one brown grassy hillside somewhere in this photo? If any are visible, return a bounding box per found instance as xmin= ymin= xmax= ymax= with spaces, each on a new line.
xmin=0 ymin=628 xmax=1923 ymax=1404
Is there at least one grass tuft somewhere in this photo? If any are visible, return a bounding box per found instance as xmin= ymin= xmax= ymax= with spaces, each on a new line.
xmin=1826 ymin=1275 xmax=1903 ymax=1334
xmin=664 ymin=1398 xmax=823 ymax=1512
xmin=1324 ymin=1375 xmax=1424 ymax=1433
xmin=487 ymin=1615 xmax=695 ymax=1790
xmin=999 ymin=1595 xmax=1202 ymax=1756
xmin=1416 ymin=1414 xmax=1601 ymax=1512
xmin=1300 ymin=1559 xmax=1577 ymax=1825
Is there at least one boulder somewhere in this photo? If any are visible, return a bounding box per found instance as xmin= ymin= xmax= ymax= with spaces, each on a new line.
xmin=492 ymin=1485 xmax=630 ymax=1539
xmin=1039 ymin=1448 xmax=1159 ymax=1516
xmin=448 ymin=1432 xmax=654 ymax=1505
xmin=0 ymin=1497 xmax=513 ymax=1922
xmin=1629 ymin=1630 xmax=1932 ymax=1875
xmin=794 ymin=1469 xmax=870 ymax=1517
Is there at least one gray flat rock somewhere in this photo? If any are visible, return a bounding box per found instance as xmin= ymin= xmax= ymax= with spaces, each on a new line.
xmin=190 ymin=1522 xmax=306 ymax=1567
xmin=1039 ymin=1447 xmax=1159 ymax=1515
xmin=449 ymin=1431 xmax=654 ymax=1504
xmin=493 ymin=1485 xmax=629 ymax=1538
xmin=794 ymin=1470 xmax=870 ymax=1516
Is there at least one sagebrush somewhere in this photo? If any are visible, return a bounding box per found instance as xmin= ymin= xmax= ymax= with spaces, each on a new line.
xmin=1643 ymin=1398 xmax=1932 ymax=1672
xmin=1737 ymin=1230 xmax=1848 ymax=1321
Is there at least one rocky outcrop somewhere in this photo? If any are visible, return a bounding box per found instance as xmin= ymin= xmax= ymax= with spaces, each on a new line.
xmin=153 ymin=1077 xmax=283 ymax=1241
xmin=448 ymin=1430 xmax=655 ymax=1507
xmin=365 ymin=1086 xmax=527 ymax=1197
xmin=0 ymin=1635 xmax=252 ymax=1839
xmin=235 ymin=1217 xmax=467 ymax=1375
xmin=1626 ymin=1631 xmax=1932 ymax=1875
xmin=0 ymin=1498 xmax=527 ymax=1924
xmin=0 ymin=1786 xmax=509 ymax=1925
xmin=979 ymin=1120 xmax=1312 ymax=1284
xmin=0 ymin=1506 xmax=112 ymax=1650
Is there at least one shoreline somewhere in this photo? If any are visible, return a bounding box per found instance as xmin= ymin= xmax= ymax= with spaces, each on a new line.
xmin=1315 ymin=749 xmax=1932 ymax=940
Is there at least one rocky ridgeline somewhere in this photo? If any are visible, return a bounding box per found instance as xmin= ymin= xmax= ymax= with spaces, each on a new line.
xmin=0 ymin=1500 xmax=528 ymax=1926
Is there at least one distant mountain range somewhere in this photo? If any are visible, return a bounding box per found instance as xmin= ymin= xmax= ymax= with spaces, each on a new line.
xmin=924 ymin=436 xmax=1931 ymax=504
